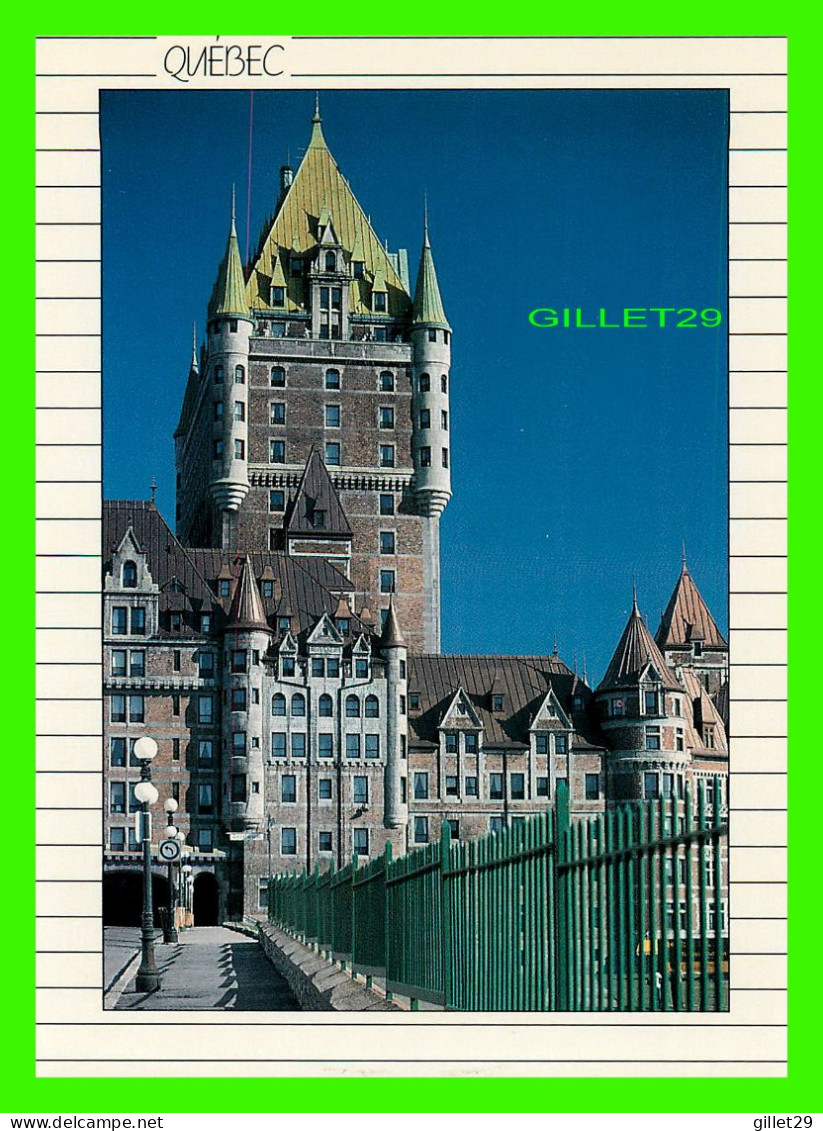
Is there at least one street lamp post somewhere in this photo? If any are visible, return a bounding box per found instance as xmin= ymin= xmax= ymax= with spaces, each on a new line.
xmin=182 ymin=862 xmax=193 ymax=927
xmin=162 ymin=798 xmax=179 ymax=944
xmin=133 ymin=736 xmax=160 ymax=994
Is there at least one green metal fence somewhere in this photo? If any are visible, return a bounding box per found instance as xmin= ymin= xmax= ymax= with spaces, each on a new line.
xmin=269 ymin=778 xmax=728 ymax=1011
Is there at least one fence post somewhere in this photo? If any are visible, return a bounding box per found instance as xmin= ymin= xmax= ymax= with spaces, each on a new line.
xmin=350 ymin=852 xmax=358 ymax=980
xmin=553 ymin=779 xmax=570 ymax=1011
xmin=439 ymin=821 xmax=453 ymax=1010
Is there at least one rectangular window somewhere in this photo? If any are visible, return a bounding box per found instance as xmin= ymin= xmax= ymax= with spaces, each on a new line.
xmin=171 ymin=693 xmax=180 ymax=716
xmin=318 ymin=733 xmax=333 ymax=759
xmin=510 ymin=773 xmax=525 ymax=800
xmin=128 ymin=783 xmax=141 ymax=813
xmin=234 ymin=400 xmax=245 ymax=421
xmin=448 ymin=819 xmax=460 ymax=839
xmin=271 ymin=285 xmax=285 ymax=307
xmin=446 ymin=774 xmax=459 ymax=796
xmin=444 ymin=733 xmax=458 ymax=754
xmin=490 ymin=816 xmax=505 ymax=834
xmin=130 ymin=650 xmax=145 ymax=677
xmin=676 ymin=727 xmax=685 ymax=752
xmin=380 ymin=569 xmax=396 ymax=593
xmin=442 ymin=448 xmax=449 ymax=468
xmin=465 ymin=775 xmax=478 ymax=796
xmin=112 ymin=607 xmax=127 ymax=635
xmin=271 ymin=732 xmax=286 ymax=758
xmin=311 ymin=657 xmax=325 ymax=677
xmin=536 ymin=776 xmax=550 ymax=797
xmin=198 ymin=739 xmax=214 ymax=766
xmin=325 ymin=404 xmax=340 ymax=428
xmin=281 ymin=828 xmax=297 ymax=855
xmin=346 ymin=734 xmax=361 ymax=759
xmin=109 ymin=827 xmax=126 ymax=852
xmin=585 ymin=773 xmax=600 ymax=800
xmin=353 ymin=777 xmax=368 ymax=805
xmin=380 ymin=531 xmax=396 ymax=555
xmin=419 ymin=446 xmax=431 ymax=467
xmin=325 ymin=442 xmax=341 ymax=466
xmin=365 ymin=734 xmax=380 ymax=759
xmin=464 ymin=732 xmax=478 ymax=755
xmin=645 ymin=690 xmax=657 ymax=714
xmin=428 ymin=328 xmax=437 ymax=342
xmin=374 ymin=291 xmax=387 ymax=312
xmin=110 ymin=782 xmax=126 ymax=814
xmin=281 ymin=775 xmax=296 ymax=803
xmin=291 ymin=733 xmax=306 ymax=758
xmin=353 ymin=828 xmax=369 ymax=856
xmin=111 ymin=649 xmax=127 ymax=676
xmin=130 ymin=607 xmax=146 ymax=635
xmin=172 ymin=738 xmax=180 ymax=762
xmin=489 ymin=773 xmax=505 ymax=801
xmin=325 ymin=369 xmax=340 ymax=389
xmin=232 ymin=731 xmax=247 ymax=756
xmin=269 ymin=489 xmax=285 ymax=512
xmin=270 ymin=440 xmax=286 ymax=463
xmin=419 ymin=374 xmax=431 ymax=392
xmin=198 ymin=695 xmax=214 ymax=724
xmin=319 ymin=831 xmax=333 ymax=852
xmin=414 ymin=816 xmax=429 ymax=844
xmin=213 ymin=440 xmax=223 ymax=459
xmin=535 ymin=734 xmax=549 ymax=756
xmin=555 ymin=734 xmax=568 ymax=754
xmin=379 ymin=444 xmax=395 ymax=468
xmin=234 ymin=439 xmax=245 ymax=460
xmin=662 ymin=772 xmax=675 ymax=798
xmin=419 ymin=408 xmax=430 ymax=429
xmin=110 ymin=737 xmax=126 ymax=767
xmin=441 ymin=409 xmax=449 ymax=430
xmin=379 ymin=406 xmax=394 ymax=429
xmin=197 ymin=829 xmax=214 ymax=852
xmin=379 ymin=493 xmax=395 ymax=516
xmin=379 ymin=371 xmax=394 ymax=391
xmin=318 ymin=778 xmax=333 ymax=800
xmin=231 ymin=649 xmax=247 ymax=673
xmin=413 ymin=772 xmax=429 ymax=800
xmin=198 ymin=784 xmax=214 ymax=814
xmin=355 ymin=658 xmax=369 ymax=678
xmin=110 ymin=695 xmax=126 ymax=723
xmin=646 ymin=727 xmax=661 ymax=751
xmin=231 ymin=775 xmax=247 ymax=802
xmin=128 ymin=695 xmax=144 ymax=722
xmin=270 ymin=402 xmax=286 ymax=425
xmin=644 ymin=772 xmax=659 ymax=799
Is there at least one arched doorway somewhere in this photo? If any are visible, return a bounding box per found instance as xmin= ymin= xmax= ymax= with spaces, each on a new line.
xmin=103 ymin=870 xmax=169 ymax=926
xmin=193 ymin=872 xmax=219 ymax=925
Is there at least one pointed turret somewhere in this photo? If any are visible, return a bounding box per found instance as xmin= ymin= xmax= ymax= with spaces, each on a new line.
xmin=208 ymin=188 xmax=251 ymax=321
xmin=598 ymin=590 xmax=680 ymax=692
xmin=381 ymin=597 xmax=406 ymax=648
xmin=226 ymin=556 xmax=269 ymax=632
xmin=286 ymin=447 xmax=352 ymax=538
xmin=655 ymin=560 xmax=727 ymax=651
xmin=412 ymin=207 xmax=450 ymax=329
xmin=309 ymin=93 xmax=327 ymax=150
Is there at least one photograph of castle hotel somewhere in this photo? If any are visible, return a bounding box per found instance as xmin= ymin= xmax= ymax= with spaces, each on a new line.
xmin=101 ymin=90 xmax=729 ymax=1010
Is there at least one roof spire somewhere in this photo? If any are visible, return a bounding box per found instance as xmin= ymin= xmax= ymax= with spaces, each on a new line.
xmin=227 ymin=555 xmax=269 ymax=632
xmin=412 ymin=205 xmax=450 ymax=328
xmin=381 ymin=595 xmax=406 ymax=648
xmin=632 ymin=571 xmax=638 ymax=611
xmin=573 ymin=648 xmax=578 ymax=677
xmin=191 ymin=322 xmax=198 ymax=372
xmin=552 ymin=632 xmax=558 ymax=657
xmin=682 ymin=540 xmax=688 ymax=572
xmin=582 ymin=651 xmax=588 ymax=685
xmin=149 ymin=476 xmax=157 ymax=506
xmin=423 ymin=192 xmax=430 ymax=248
xmin=309 ymin=93 xmax=327 ymax=150
xmin=231 ymin=183 xmax=237 ymax=236
xmin=207 ymin=187 xmax=251 ymax=321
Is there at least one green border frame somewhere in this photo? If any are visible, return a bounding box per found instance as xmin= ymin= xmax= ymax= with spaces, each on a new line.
xmin=15 ymin=10 xmax=817 ymax=1113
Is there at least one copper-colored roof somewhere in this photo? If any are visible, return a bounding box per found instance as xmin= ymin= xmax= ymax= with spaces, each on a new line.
xmin=246 ymin=109 xmax=410 ymax=317
xmin=408 ymin=655 xmax=605 ymax=751
xmin=412 ymin=222 xmax=449 ymax=328
xmin=227 ymin=555 xmax=269 ymax=632
xmin=285 ymin=448 xmax=352 ymax=539
xmin=679 ymin=669 xmax=729 ymax=756
xmin=598 ymin=601 xmax=681 ymax=692
xmin=381 ymin=599 xmax=405 ymax=648
xmin=208 ymin=205 xmax=251 ymax=321
xmin=655 ymin=565 xmax=728 ymax=650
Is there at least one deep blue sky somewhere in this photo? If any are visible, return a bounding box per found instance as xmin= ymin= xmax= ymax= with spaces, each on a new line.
xmin=101 ymin=89 xmax=728 ymax=681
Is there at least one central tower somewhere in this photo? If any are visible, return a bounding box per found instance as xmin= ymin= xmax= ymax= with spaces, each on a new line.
xmin=174 ymin=102 xmax=452 ymax=653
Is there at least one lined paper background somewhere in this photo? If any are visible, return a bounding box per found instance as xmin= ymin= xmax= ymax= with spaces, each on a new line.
xmin=34 ymin=35 xmax=787 ymax=1077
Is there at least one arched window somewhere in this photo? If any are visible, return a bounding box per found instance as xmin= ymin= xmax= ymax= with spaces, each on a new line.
xmin=318 ymin=694 xmax=333 ymax=718
xmin=270 ymin=366 xmax=286 ymax=387
xmin=271 ymin=693 xmax=286 ymax=717
xmin=325 ymin=251 xmax=336 ymax=272
xmin=234 ymin=365 xmax=245 ymax=384
xmin=291 ymin=693 xmax=306 ymax=717
xmin=365 ymin=695 xmax=380 ymax=718
xmin=122 ymin=561 xmax=137 ymax=588
xmin=441 ymin=374 xmax=448 ymax=393
xmin=345 ymin=694 xmax=360 ymax=718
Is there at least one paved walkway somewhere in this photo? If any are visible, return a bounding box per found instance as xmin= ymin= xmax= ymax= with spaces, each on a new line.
xmin=115 ymin=926 xmax=300 ymax=1011
xmin=104 ymin=925 xmax=158 ymax=992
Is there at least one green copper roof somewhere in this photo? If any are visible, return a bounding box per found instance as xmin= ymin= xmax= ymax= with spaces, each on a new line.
xmin=412 ymin=221 xmax=449 ymax=328
xmin=208 ymin=195 xmax=251 ymax=320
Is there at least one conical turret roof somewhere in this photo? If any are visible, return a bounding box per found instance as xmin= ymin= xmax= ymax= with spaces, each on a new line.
xmin=412 ymin=214 xmax=449 ymax=328
xmin=381 ymin=598 xmax=406 ymax=648
xmin=285 ymin=447 xmax=352 ymax=538
xmin=655 ymin=562 xmax=727 ymax=649
xmin=226 ymin=556 xmax=269 ymax=632
xmin=208 ymin=191 xmax=251 ymax=321
xmin=598 ymin=594 xmax=680 ymax=692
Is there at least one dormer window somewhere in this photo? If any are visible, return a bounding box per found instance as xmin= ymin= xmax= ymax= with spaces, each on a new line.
xmin=644 ymin=690 xmax=658 ymax=714
xmin=261 ymin=581 xmax=274 ymax=598
xmin=445 ymin=733 xmax=458 ymax=754
xmin=278 ymin=616 xmax=291 ymax=633
xmin=373 ymin=292 xmax=387 ymax=312
xmin=336 ymin=617 xmax=350 ymax=635
xmin=310 ymin=508 xmax=326 ymax=529
xmin=325 ymin=251 xmax=336 ymax=272
xmin=122 ymin=561 xmax=138 ymax=588
xmin=409 ymin=693 xmax=420 ymax=711
xmin=218 ymin=579 xmax=231 ymax=598
xmin=464 ymin=733 xmax=478 ymax=754
xmin=352 ymin=260 xmax=364 ymax=279
xmin=491 ymin=694 xmax=504 ymax=712
xmin=281 ymin=655 xmax=295 ymax=676
xmin=271 ymin=285 xmax=285 ymax=307
xmin=291 ymin=257 xmax=303 ymax=276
